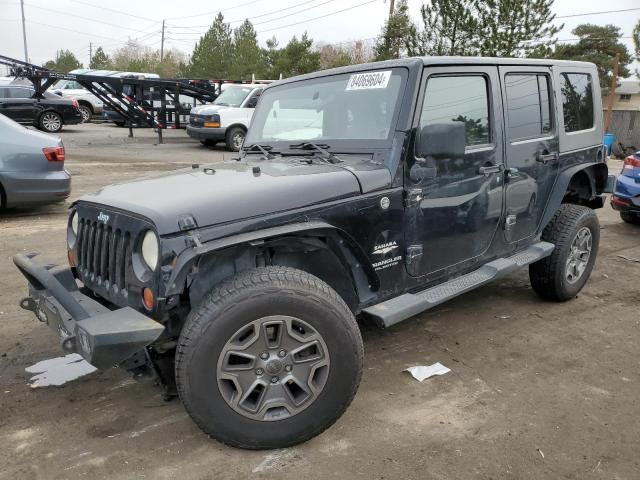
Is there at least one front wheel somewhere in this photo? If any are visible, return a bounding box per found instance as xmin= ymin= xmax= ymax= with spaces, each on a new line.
xmin=175 ymin=266 xmax=363 ymax=449
xmin=225 ymin=127 xmax=245 ymax=152
xmin=620 ymin=211 xmax=640 ymax=225
xmin=39 ymin=111 xmax=63 ymax=132
xmin=529 ymin=204 xmax=599 ymax=301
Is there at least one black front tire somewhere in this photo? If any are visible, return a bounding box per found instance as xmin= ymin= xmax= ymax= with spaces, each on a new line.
xmin=175 ymin=266 xmax=363 ymax=449
xmin=620 ymin=211 xmax=640 ymax=225
xmin=78 ymin=104 xmax=92 ymax=123
xmin=529 ymin=204 xmax=599 ymax=301
xmin=225 ymin=127 xmax=245 ymax=152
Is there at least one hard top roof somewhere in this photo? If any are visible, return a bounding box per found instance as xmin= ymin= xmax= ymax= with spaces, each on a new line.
xmin=269 ymin=56 xmax=597 ymax=87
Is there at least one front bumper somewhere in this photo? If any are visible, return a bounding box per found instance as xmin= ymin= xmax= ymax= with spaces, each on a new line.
xmin=13 ymin=253 xmax=164 ymax=369
xmin=186 ymin=125 xmax=226 ymax=141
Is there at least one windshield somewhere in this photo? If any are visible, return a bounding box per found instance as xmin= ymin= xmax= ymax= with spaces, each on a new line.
xmin=245 ymin=68 xmax=407 ymax=147
xmin=213 ymin=86 xmax=254 ymax=107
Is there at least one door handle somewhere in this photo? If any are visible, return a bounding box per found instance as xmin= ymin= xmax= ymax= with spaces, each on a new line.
xmin=478 ymin=164 xmax=504 ymax=176
xmin=536 ymin=151 xmax=559 ymax=164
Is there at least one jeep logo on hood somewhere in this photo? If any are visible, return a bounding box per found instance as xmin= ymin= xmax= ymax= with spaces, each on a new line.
xmin=97 ymin=212 xmax=110 ymax=223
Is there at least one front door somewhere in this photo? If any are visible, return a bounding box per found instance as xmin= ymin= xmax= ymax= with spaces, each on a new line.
xmin=499 ymin=66 xmax=559 ymax=243
xmin=404 ymin=66 xmax=505 ymax=278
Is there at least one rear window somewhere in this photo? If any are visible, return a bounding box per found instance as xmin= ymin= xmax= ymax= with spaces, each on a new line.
xmin=560 ymin=73 xmax=594 ymax=132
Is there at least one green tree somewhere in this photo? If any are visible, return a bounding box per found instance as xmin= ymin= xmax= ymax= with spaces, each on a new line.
xmin=270 ymin=33 xmax=320 ymax=78
xmin=416 ymin=0 xmax=480 ymax=56
xmin=552 ymin=24 xmax=632 ymax=87
xmin=632 ymin=19 xmax=639 ymax=76
xmin=374 ymin=0 xmax=418 ymax=60
xmin=318 ymin=43 xmax=353 ymax=70
xmin=187 ymin=13 xmax=234 ymax=78
xmin=477 ymin=0 xmax=561 ymax=57
xmin=231 ymin=19 xmax=267 ymax=79
xmin=90 ymin=47 xmax=111 ymax=69
xmin=43 ymin=49 xmax=82 ymax=72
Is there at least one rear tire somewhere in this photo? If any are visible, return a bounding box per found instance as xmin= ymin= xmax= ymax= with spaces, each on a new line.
xmin=39 ymin=111 xmax=63 ymax=132
xmin=78 ymin=104 xmax=92 ymax=123
xmin=620 ymin=211 xmax=640 ymax=225
xmin=175 ymin=266 xmax=363 ymax=449
xmin=225 ymin=127 xmax=245 ymax=152
xmin=529 ymin=204 xmax=599 ymax=301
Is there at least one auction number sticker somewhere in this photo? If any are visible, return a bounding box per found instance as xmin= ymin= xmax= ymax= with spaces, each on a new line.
xmin=345 ymin=70 xmax=392 ymax=90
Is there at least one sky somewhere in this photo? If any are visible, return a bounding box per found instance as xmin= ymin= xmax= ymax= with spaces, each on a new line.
xmin=0 ymin=0 xmax=638 ymax=75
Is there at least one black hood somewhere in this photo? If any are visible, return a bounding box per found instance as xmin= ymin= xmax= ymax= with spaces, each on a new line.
xmin=78 ymin=160 xmax=373 ymax=235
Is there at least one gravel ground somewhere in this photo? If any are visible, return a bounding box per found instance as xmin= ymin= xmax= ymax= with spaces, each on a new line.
xmin=1 ymin=123 xmax=639 ymax=480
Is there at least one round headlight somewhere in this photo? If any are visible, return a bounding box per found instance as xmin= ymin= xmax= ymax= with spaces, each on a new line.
xmin=141 ymin=230 xmax=159 ymax=271
xmin=70 ymin=211 xmax=78 ymax=235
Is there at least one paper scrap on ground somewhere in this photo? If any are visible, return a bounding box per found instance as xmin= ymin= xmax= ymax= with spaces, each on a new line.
xmin=26 ymin=353 xmax=97 ymax=388
xmin=404 ymin=362 xmax=451 ymax=382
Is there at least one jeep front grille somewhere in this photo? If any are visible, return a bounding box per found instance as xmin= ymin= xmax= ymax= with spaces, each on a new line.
xmin=76 ymin=218 xmax=132 ymax=292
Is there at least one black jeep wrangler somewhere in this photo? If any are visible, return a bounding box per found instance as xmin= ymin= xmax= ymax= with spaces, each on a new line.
xmin=15 ymin=57 xmax=613 ymax=449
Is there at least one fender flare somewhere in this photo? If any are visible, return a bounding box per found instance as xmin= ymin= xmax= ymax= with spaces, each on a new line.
xmin=539 ymin=161 xmax=604 ymax=231
xmin=164 ymin=221 xmax=379 ymax=297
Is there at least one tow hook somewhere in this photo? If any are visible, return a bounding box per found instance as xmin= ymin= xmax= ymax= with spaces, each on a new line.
xmin=19 ymin=296 xmax=36 ymax=312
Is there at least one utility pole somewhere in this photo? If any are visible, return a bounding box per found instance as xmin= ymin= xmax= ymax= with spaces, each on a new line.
xmin=89 ymin=42 xmax=92 ymax=67
xmin=20 ymin=0 xmax=29 ymax=62
xmin=604 ymin=53 xmax=620 ymax=134
xmin=160 ymin=19 xmax=165 ymax=62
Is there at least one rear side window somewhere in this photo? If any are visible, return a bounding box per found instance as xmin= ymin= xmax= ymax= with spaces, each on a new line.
xmin=420 ymin=75 xmax=490 ymax=147
xmin=9 ymin=87 xmax=33 ymax=99
xmin=504 ymin=74 xmax=552 ymax=140
xmin=560 ymin=73 xmax=594 ymax=132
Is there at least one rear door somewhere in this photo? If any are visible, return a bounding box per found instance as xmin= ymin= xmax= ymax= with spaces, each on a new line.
xmin=500 ymin=66 xmax=559 ymax=243
xmin=6 ymin=87 xmax=38 ymax=122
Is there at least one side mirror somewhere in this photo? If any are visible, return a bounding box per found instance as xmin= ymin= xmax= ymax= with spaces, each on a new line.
xmin=416 ymin=122 xmax=466 ymax=159
xmin=246 ymin=98 xmax=258 ymax=108
xmin=52 ymin=90 xmax=63 ymax=96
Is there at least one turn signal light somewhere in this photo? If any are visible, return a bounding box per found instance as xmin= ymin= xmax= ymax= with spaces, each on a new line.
xmin=203 ymin=121 xmax=220 ymax=128
xmin=43 ymin=146 xmax=65 ymax=162
xmin=143 ymin=288 xmax=155 ymax=311
xmin=623 ymin=154 xmax=640 ymax=169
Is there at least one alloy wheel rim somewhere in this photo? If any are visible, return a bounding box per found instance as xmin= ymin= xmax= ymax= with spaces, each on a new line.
xmin=42 ymin=113 xmax=61 ymax=131
xmin=217 ymin=315 xmax=330 ymax=421
xmin=565 ymin=226 xmax=592 ymax=284
xmin=232 ymin=132 xmax=244 ymax=149
xmin=80 ymin=107 xmax=90 ymax=122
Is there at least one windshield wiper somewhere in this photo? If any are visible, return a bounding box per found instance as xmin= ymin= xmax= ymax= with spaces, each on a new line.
xmin=242 ymin=143 xmax=276 ymax=159
xmin=288 ymin=142 xmax=342 ymax=164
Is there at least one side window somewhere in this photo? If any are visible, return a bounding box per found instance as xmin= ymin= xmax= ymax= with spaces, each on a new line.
xmin=420 ymin=75 xmax=490 ymax=147
xmin=0 ymin=87 xmax=7 ymax=98
xmin=9 ymin=87 xmax=32 ymax=99
xmin=504 ymin=73 xmax=552 ymax=140
xmin=560 ymin=73 xmax=594 ymax=132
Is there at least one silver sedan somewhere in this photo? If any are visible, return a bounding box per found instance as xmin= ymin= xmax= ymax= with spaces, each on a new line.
xmin=0 ymin=113 xmax=71 ymax=208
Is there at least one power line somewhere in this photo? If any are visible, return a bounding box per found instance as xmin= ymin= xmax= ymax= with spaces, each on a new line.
xmin=256 ymin=0 xmax=378 ymax=34
xmin=23 ymin=1 xmax=161 ymax=34
xmin=554 ymin=7 xmax=640 ymax=19
xmin=166 ymin=0 xmax=266 ymax=21
xmin=168 ymin=0 xmax=328 ymax=29
xmin=66 ymin=0 xmax=160 ymax=23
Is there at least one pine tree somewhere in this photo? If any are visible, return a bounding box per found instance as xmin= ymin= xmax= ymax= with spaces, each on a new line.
xmin=187 ymin=13 xmax=234 ymax=78
xmin=43 ymin=50 xmax=82 ymax=72
xmin=416 ymin=0 xmax=480 ymax=56
xmin=231 ymin=20 xmax=267 ymax=79
xmin=270 ymin=33 xmax=320 ymax=78
xmin=90 ymin=47 xmax=111 ymax=69
xmin=374 ymin=0 xmax=418 ymax=60
xmin=477 ymin=0 xmax=562 ymax=57
xmin=552 ymin=24 xmax=632 ymax=87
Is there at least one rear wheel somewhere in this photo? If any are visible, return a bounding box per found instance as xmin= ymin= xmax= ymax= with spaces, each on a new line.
xmin=175 ymin=266 xmax=363 ymax=449
xmin=529 ymin=204 xmax=599 ymax=301
xmin=620 ymin=211 xmax=640 ymax=225
xmin=225 ymin=127 xmax=245 ymax=152
xmin=78 ymin=104 xmax=92 ymax=123
xmin=39 ymin=111 xmax=63 ymax=132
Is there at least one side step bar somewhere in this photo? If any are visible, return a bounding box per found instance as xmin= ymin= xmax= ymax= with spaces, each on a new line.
xmin=362 ymin=242 xmax=555 ymax=328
